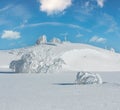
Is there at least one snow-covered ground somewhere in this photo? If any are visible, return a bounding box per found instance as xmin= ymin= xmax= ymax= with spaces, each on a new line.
xmin=0 ymin=72 xmax=120 ymax=110
xmin=0 ymin=42 xmax=120 ymax=110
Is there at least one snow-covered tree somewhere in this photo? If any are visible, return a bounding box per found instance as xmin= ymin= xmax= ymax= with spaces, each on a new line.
xmin=9 ymin=47 xmax=64 ymax=73
xmin=51 ymin=37 xmax=62 ymax=44
xmin=75 ymin=71 xmax=102 ymax=84
xmin=36 ymin=35 xmax=47 ymax=45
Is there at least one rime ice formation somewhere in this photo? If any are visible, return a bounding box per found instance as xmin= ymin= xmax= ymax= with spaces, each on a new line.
xmin=51 ymin=37 xmax=62 ymax=44
xmin=9 ymin=47 xmax=64 ymax=73
xmin=75 ymin=71 xmax=103 ymax=84
xmin=36 ymin=35 xmax=47 ymax=45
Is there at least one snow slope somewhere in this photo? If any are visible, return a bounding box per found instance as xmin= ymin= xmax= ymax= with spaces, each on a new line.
xmin=0 ymin=42 xmax=120 ymax=110
xmin=0 ymin=42 xmax=120 ymax=72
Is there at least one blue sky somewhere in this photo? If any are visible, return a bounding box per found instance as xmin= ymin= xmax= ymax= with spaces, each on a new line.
xmin=0 ymin=0 xmax=120 ymax=52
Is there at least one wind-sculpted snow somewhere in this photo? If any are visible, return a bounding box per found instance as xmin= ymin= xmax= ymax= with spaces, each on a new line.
xmin=10 ymin=46 xmax=64 ymax=73
xmin=76 ymin=71 xmax=103 ymax=84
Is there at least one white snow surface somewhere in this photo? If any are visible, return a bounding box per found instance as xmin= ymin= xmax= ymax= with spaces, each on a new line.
xmin=0 ymin=72 xmax=120 ymax=110
xmin=0 ymin=42 xmax=120 ymax=110
xmin=61 ymin=48 xmax=120 ymax=71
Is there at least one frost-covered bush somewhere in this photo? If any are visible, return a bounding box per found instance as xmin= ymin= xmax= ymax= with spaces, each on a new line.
xmin=9 ymin=60 xmax=16 ymax=71
xmin=51 ymin=37 xmax=62 ymax=44
xmin=9 ymin=60 xmax=24 ymax=73
xmin=9 ymin=47 xmax=64 ymax=73
xmin=75 ymin=71 xmax=102 ymax=84
xmin=36 ymin=35 xmax=47 ymax=45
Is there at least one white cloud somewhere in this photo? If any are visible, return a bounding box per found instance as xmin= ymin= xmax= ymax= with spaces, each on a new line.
xmin=1 ymin=30 xmax=21 ymax=39
xmin=33 ymin=22 xmax=90 ymax=32
xmin=18 ymin=22 xmax=84 ymax=30
xmin=96 ymin=0 xmax=105 ymax=8
xmin=15 ymin=21 xmax=91 ymax=33
xmin=11 ymin=5 xmax=31 ymax=20
xmin=0 ymin=5 xmax=12 ymax=12
xmin=103 ymin=14 xmax=119 ymax=33
xmin=76 ymin=0 xmax=105 ymax=18
xmin=93 ymin=13 xmax=120 ymax=36
xmin=78 ymin=1 xmax=95 ymax=16
xmin=0 ymin=4 xmax=31 ymax=29
xmin=85 ymin=1 xmax=90 ymax=7
xmin=39 ymin=0 xmax=72 ymax=15
xmin=90 ymin=36 xmax=106 ymax=43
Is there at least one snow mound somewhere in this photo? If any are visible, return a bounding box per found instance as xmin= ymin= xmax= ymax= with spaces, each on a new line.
xmin=76 ymin=71 xmax=103 ymax=84
xmin=9 ymin=47 xmax=64 ymax=73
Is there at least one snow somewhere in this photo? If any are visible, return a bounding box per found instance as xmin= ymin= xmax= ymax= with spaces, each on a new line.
xmin=0 ymin=42 xmax=120 ymax=110
xmin=10 ymin=47 xmax=64 ymax=73
xmin=36 ymin=35 xmax=47 ymax=45
xmin=61 ymin=48 xmax=120 ymax=71
xmin=0 ymin=72 xmax=120 ymax=110
xmin=7 ymin=42 xmax=120 ymax=73
xmin=50 ymin=37 xmax=62 ymax=44
xmin=75 ymin=71 xmax=103 ymax=84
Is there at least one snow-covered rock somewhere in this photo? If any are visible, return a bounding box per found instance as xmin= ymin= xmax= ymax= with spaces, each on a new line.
xmin=36 ymin=35 xmax=47 ymax=45
xmin=75 ymin=71 xmax=103 ymax=84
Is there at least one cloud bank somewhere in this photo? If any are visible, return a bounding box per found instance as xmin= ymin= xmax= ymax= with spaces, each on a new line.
xmin=39 ymin=0 xmax=72 ymax=15
xmin=1 ymin=30 xmax=21 ymax=40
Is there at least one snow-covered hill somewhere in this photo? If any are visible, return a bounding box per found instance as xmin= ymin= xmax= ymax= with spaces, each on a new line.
xmin=0 ymin=42 xmax=120 ymax=72
xmin=0 ymin=42 xmax=120 ymax=110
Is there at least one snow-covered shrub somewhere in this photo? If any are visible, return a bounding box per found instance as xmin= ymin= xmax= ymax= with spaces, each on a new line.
xmin=9 ymin=60 xmax=16 ymax=71
xmin=9 ymin=47 xmax=64 ymax=73
xmin=9 ymin=60 xmax=24 ymax=73
xmin=36 ymin=35 xmax=47 ymax=45
xmin=51 ymin=37 xmax=62 ymax=44
xmin=75 ymin=71 xmax=102 ymax=84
